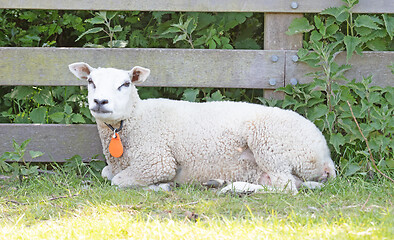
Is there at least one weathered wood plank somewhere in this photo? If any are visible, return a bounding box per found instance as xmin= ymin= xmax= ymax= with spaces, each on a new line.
xmin=0 ymin=47 xmax=284 ymax=89
xmin=0 ymin=124 xmax=104 ymax=162
xmin=285 ymin=51 xmax=394 ymax=88
xmin=0 ymin=0 xmax=392 ymax=13
xmin=264 ymin=13 xmax=303 ymax=50
xmin=263 ymin=13 xmax=303 ymax=99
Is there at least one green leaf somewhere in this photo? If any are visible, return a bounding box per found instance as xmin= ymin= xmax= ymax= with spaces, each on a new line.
xmin=71 ymin=114 xmax=85 ymax=123
xmin=182 ymin=89 xmax=199 ymax=102
xmin=345 ymin=163 xmax=362 ymax=176
xmin=325 ymin=24 xmax=339 ymax=37
xmin=310 ymin=30 xmax=323 ymax=42
xmin=208 ymin=90 xmax=224 ymax=102
xmin=385 ymin=158 xmax=394 ymax=168
xmin=83 ymin=43 xmax=105 ymax=48
xmin=33 ymin=89 xmax=55 ymax=106
xmin=86 ymin=16 xmax=105 ymax=25
xmin=29 ymin=151 xmax=44 ymax=159
xmin=9 ymin=86 xmax=35 ymax=100
xmin=161 ymin=26 xmax=182 ymax=35
xmin=207 ymin=39 xmax=217 ymax=49
xmin=29 ymin=107 xmax=47 ymax=123
xmin=307 ymin=104 xmax=328 ymax=121
xmin=343 ymin=36 xmax=362 ymax=62
xmin=173 ymin=33 xmax=187 ymax=44
xmin=111 ymin=25 xmax=122 ymax=32
xmin=330 ymin=133 xmax=345 ymax=154
xmin=321 ymin=6 xmax=349 ymax=23
xmin=326 ymin=111 xmax=336 ymax=131
xmin=383 ymin=14 xmax=394 ymax=40
xmin=75 ymin=27 xmax=104 ymax=42
xmin=332 ymin=64 xmax=352 ymax=80
xmin=64 ymin=104 xmax=72 ymax=115
xmin=49 ymin=112 xmax=65 ymax=123
xmin=185 ymin=17 xmax=197 ymax=34
xmin=234 ymin=38 xmax=260 ymax=49
xmin=0 ymin=156 xmax=11 ymax=172
xmin=110 ymin=40 xmax=128 ymax=48
xmin=20 ymin=139 xmax=31 ymax=151
xmin=286 ymin=17 xmax=314 ymax=35
xmin=297 ymin=48 xmax=309 ymax=59
xmin=366 ymin=38 xmax=387 ymax=51
xmin=314 ymin=16 xmax=324 ymax=32
xmin=354 ymin=15 xmax=381 ymax=30
xmin=281 ymin=95 xmax=297 ymax=108
xmin=106 ymin=11 xmax=118 ymax=20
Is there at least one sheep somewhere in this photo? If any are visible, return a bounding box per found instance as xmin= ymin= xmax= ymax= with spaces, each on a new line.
xmin=68 ymin=62 xmax=336 ymax=194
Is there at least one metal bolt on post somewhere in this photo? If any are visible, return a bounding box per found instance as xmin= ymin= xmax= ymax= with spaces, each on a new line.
xmin=291 ymin=2 xmax=298 ymax=9
xmin=290 ymin=78 xmax=298 ymax=85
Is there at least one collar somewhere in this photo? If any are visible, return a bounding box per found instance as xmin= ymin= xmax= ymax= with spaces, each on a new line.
xmin=104 ymin=120 xmax=124 ymax=138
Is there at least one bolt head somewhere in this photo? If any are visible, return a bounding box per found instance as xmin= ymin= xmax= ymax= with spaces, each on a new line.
xmin=269 ymin=78 xmax=277 ymax=86
xmin=290 ymin=78 xmax=298 ymax=85
xmin=291 ymin=55 xmax=299 ymax=62
xmin=291 ymin=2 xmax=299 ymax=9
xmin=271 ymin=55 xmax=279 ymax=62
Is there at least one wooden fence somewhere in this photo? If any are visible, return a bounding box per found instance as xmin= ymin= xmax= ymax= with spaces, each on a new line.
xmin=0 ymin=0 xmax=393 ymax=162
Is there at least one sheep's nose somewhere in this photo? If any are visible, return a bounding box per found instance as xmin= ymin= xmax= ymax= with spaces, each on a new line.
xmin=94 ymin=99 xmax=109 ymax=106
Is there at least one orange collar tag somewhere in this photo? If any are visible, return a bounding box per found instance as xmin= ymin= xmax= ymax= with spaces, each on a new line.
xmin=109 ymin=133 xmax=123 ymax=158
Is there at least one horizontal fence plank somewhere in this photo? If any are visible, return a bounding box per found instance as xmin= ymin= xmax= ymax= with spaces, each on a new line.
xmin=0 ymin=47 xmax=285 ymax=89
xmin=1 ymin=47 xmax=392 ymax=89
xmin=285 ymin=51 xmax=394 ymax=88
xmin=0 ymin=124 xmax=104 ymax=162
xmin=0 ymin=0 xmax=392 ymax=13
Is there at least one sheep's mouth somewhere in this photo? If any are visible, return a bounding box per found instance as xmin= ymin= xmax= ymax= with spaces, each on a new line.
xmin=90 ymin=108 xmax=113 ymax=114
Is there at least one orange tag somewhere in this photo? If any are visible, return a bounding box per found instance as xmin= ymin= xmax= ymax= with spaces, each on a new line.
xmin=109 ymin=133 xmax=123 ymax=158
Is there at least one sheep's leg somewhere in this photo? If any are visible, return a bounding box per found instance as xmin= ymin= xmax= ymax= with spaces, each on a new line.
xmin=111 ymin=155 xmax=177 ymax=188
xmin=202 ymin=179 xmax=228 ymax=188
xmin=258 ymin=172 xmax=298 ymax=194
xmin=219 ymin=182 xmax=267 ymax=195
xmin=300 ymin=181 xmax=324 ymax=190
xmin=101 ymin=165 xmax=114 ymax=180
xmin=144 ymin=183 xmax=173 ymax=192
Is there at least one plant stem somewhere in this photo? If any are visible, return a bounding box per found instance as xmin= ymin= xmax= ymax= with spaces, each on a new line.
xmin=346 ymin=101 xmax=394 ymax=183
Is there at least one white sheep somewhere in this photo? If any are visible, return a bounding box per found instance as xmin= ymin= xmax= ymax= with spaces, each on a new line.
xmin=68 ymin=62 xmax=336 ymax=193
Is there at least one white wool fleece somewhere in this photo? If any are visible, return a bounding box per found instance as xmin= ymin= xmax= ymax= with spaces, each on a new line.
xmin=68 ymin=63 xmax=336 ymax=193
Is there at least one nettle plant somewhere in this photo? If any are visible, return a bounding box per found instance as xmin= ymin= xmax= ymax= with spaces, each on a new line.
xmin=284 ymin=0 xmax=393 ymax=176
xmin=0 ymin=86 xmax=94 ymax=124
xmin=0 ymin=139 xmax=44 ymax=181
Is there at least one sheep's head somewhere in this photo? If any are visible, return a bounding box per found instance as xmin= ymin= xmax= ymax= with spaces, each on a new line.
xmin=68 ymin=62 xmax=150 ymax=122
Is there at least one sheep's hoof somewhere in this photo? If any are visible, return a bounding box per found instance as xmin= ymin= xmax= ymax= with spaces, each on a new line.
xmin=218 ymin=182 xmax=264 ymax=195
xmin=202 ymin=179 xmax=228 ymax=188
xmin=300 ymin=181 xmax=324 ymax=190
xmin=144 ymin=183 xmax=173 ymax=192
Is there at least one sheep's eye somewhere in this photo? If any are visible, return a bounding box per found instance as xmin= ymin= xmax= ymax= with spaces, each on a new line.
xmin=118 ymin=81 xmax=130 ymax=90
xmin=87 ymin=77 xmax=96 ymax=88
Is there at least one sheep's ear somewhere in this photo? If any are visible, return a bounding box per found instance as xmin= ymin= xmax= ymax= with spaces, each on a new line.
xmin=68 ymin=62 xmax=95 ymax=80
xmin=129 ymin=66 xmax=150 ymax=84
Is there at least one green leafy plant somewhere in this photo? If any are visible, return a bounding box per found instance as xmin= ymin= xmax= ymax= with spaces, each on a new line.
xmin=64 ymin=155 xmax=106 ymax=178
xmin=76 ymin=11 xmax=128 ymax=48
xmin=287 ymin=0 xmax=393 ymax=57
xmin=157 ymin=12 xmax=260 ymax=49
xmin=283 ymin=0 xmax=393 ymax=177
xmin=0 ymin=86 xmax=94 ymax=124
xmin=278 ymin=77 xmax=393 ymax=177
xmin=0 ymin=139 xmax=44 ymax=180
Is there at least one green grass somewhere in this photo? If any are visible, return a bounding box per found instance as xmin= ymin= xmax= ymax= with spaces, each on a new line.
xmin=1 ymin=170 xmax=393 ymax=240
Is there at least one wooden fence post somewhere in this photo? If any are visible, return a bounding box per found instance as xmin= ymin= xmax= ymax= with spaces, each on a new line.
xmin=263 ymin=13 xmax=303 ymax=99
